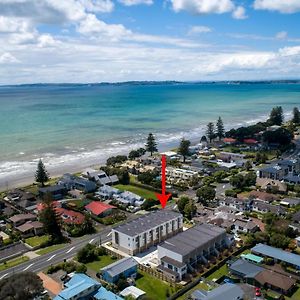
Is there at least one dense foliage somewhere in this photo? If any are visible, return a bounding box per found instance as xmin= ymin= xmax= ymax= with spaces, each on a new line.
xmin=35 ymin=159 xmax=49 ymax=186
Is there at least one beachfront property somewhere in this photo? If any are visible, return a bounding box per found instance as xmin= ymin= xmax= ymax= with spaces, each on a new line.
xmin=157 ymin=224 xmax=233 ymax=281
xmin=191 ymin=283 xmax=244 ymax=300
xmin=165 ymin=167 xmax=198 ymax=183
xmin=53 ymin=273 xmax=123 ymax=300
xmin=85 ymin=201 xmax=116 ymax=217
xmin=96 ymin=184 xmax=145 ymax=207
xmin=39 ymin=185 xmax=67 ymax=200
xmin=58 ymin=173 xmax=96 ymax=193
xmin=111 ymin=210 xmax=183 ymax=255
xmin=100 ymin=257 xmax=138 ymax=283
xmin=252 ymin=243 xmax=300 ymax=269
xmin=82 ymin=168 xmax=119 ymax=185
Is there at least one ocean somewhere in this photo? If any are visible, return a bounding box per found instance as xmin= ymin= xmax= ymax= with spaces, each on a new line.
xmin=0 ymin=82 xmax=300 ymax=187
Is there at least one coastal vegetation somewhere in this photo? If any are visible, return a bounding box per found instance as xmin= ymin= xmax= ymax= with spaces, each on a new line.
xmin=35 ymin=159 xmax=49 ymax=186
xmin=178 ymin=138 xmax=191 ymax=162
xmin=145 ymin=133 xmax=158 ymax=156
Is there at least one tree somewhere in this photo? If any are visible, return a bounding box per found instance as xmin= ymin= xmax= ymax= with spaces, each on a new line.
xmin=229 ymin=174 xmax=245 ymax=189
xmin=35 ymin=159 xmax=49 ymax=186
xmin=244 ymin=160 xmax=252 ymax=171
xmin=39 ymin=194 xmax=63 ymax=243
xmin=177 ymin=196 xmax=189 ymax=214
xmin=77 ymin=244 xmax=99 ymax=263
xmin=292 ymin=107 xmax=300 ymax=124
xmin=263 ymin=128 xmax=293 ymax=146
xmin=178 ymin=138 xmax=191 ymax=162
xmin=206 ymin=122 xmax=215 ymax=143
xmin=268 ymin=106 xmax=284 ymax=126
xmin=0 ymin=272 xmax=43 ymax=300
xmin=145 ymin=133 xmax=158 ymax=156
xmin=196 ymin=186 xmax=216 ymax=204
xmin=216 ymin=116 xmax=225 ymax=140
xmin=184 ymin=201 xmax=197 ymax=220
xmin=81 ymin=214 xmax=95 ymax=235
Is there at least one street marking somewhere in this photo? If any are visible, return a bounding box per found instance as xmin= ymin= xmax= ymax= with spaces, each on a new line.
xmin=66 ymin=246 xmax=75 ymax=254
xmin=47 ymin=254 xmax=56 ymax=261
xmin=0 ymin=273 xmax=8 ymax=280
xmin=23 ymin=263 xmax=34 ymax=271
xmin=89 ymin=238 xmax=95 ymax=244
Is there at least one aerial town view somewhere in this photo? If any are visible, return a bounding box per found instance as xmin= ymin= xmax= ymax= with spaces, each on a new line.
xmin=1 ymin=1 xmax=300 ymax=300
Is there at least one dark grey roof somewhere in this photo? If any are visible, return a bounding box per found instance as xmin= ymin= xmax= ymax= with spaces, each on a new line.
xmin=191 ymin=283 xmax=244 ymax=300
xmin=159 ymin=224 xmax=225 ymax=256
xmin=229 ymin=258 xmax=263 ymax=278
xmin=113 ymin=210 xmax=182 ymax=237
xmin=252 ymin=243 xmax=300 ymax=267
xmin=101 ymin=257 xmax=138 ymax=277
xmin=283 ymin=175 xmax=300 ymax=183
xmin=39 ymin=185 xmax=66 ymax=193
xmin=281 ymin=198 xmax=300 ymax=206
xmin=161 ymin=256 xmax=186 ymax=268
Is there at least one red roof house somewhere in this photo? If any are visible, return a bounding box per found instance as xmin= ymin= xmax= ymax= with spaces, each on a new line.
xmin=85 ymin=201 xmax=116 ymax=217
xmin=244 ymin=139 xmax=258 ymax=144
xmin=223 ymin=138 xmax=237 ymax=144
xmin=56 ymin=208 xmax=84 ymax=225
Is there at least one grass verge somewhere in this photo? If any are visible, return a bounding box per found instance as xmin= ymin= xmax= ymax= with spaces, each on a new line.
xmin=0 ymin=256 xmax=29 ymax=271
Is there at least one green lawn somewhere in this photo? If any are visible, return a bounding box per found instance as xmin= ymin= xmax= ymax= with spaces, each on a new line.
xmin=135 ymin=271 xmax=171 ymax=300
xmin=285 ymin=284 xmax=300 ymax=300
xmin=86 ymin=255 xmax=117 ymax=272
xmin=206 ymin=264 xmax=229 ymax=281
xmin=36 ymin=244 xmax=66 ymax=255
xmin=114 ymin=184 xmax=157 ymax=200
xmin=25 ymin=235 xmax=50 ymax=247
xmin=0 ymin=256 xmax=29 ymax=271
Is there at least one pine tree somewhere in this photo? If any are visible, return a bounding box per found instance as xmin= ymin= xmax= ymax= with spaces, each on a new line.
xmin=200 ymin=135 xmax=208 ymax=144
xmin=206 ymin=122 xmax=215 ymax=143
xmin=35 ymin=159 xmax=49 ymax=186
xmin=145 ymin=133 xmax=158 ymax=156
xmin=178 ymin=138 xmax=191 ymax=162
xmin=268 ymin=106 xmax=284 ymax=126
xmin=216 ymin=116 xmax=225 ymax=140
xmin=39 ymin=194 xmax=63 ymax=243
xmin=292 ymin=107 xmax=300 ymax=125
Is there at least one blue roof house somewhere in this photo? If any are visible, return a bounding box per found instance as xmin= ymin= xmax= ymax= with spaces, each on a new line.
xmin=101 ymin=257 xmax=138 ymax=283
xmin=54 ymin=273 xmax=123 ymax=300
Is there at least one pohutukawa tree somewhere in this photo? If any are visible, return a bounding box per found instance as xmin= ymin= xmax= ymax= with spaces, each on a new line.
xmin=145 ymin=133 xmax=158 ymax=156
xmin=35 ymin=159 xmax=49 ymax=186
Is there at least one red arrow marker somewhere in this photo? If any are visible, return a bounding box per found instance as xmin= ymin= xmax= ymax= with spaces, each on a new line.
xmin=156 ymin=154 xmax=172 ymax=209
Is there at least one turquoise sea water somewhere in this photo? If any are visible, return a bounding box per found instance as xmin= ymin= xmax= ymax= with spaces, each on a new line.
xmin=0 ymin=82 xmax=300 ymax=180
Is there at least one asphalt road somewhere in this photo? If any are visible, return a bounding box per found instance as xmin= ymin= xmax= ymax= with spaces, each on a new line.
xmin=0 ymin=227 xmax=112 ymax=280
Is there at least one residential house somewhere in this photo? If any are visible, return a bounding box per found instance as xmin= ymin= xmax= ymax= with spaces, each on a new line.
xmin=83 ymin=168 xmax=119 ymax=185
xmin=252 ymin=200 xmax=287 ymax=215
xmin=254 ymin=270 xmax=296 ymax=295
xmin=256 ymin=178 xmax=287 ymax=193
xmin=16 ymin=221 xmax=44 ymax=238
xmin=258 ymin=165 xmax=288 ymax=181
xmin=96 ymin=185 xmax=120 ymax=199
xmin=166 ymin=167 xmax=198 ymax=183
xmin=112 ymin=210 xmax=183 ymax=255
xmin=219 ymin=197 xmax=249 ymax=211
xmin=39 ymin=185 xmax=67 ymax=200
xmin=6 ymin=189 xmax=37 ymax=211
xmin=278 ymin=159 xmax=300 ymax=175
xmin=157 ymin=224 xmax=233 ymax=281
xmin=53 ymin=273 xmax=123 ymax=300
xmin=233 ymin=219 xmax=258 ymax=234
xmin=120 ymin=286 xmax=145 ymax=299
xmin=58 ymin=173 xmax=96 ymax=193
xmin=222 ymin=138 xmax=237 ymax=145
xmin=292 ymin=211 xmax=300 ymax=224
xmin=100 ymin=257 xmax=138 ymax=283
xmin=218 ymin=152 xmax=245 ymax=163
xmin=280 ymin=198 xmax=300 ymax=207
xmin=228 ymin=258 xmax=263 ymax=280
xmin=248 ymin=190 xmax=278 ymax=203
xmin=191 ymin=283 xmax=244 ymax=300
xmin=114 ymin=191 xmax=144 ymax=207
xmin=252 ymin=243 xmax=300 ymax=269
xmin=9 ymin=213 xmax=36 ymax=227
xmin=85 ymin=201 xmax=116 ymax=217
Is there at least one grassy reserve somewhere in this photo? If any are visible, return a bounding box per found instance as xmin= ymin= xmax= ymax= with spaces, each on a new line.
xmin=0 ymin=256 xmax=29 ymax=271
xmin=114 ymin=184 xmax=157 ymax=199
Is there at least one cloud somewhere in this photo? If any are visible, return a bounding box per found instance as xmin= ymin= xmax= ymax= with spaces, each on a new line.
xmin=254 ymin=0 xmax=300 ymax=14
xmin=0 ymin=16 xmax=32 ymax=33
xmin=188 ymin=25 xmax=212 ymax=35
xmin=232 ymin=6 xmax=248 ymax=19
xmin=171 ymin=0 xmax=235 ymax=15
xmin=0 ymin=52 xmax=19 ymax=63
xmin=118 ymin=0 xmax=153 ymax=6
xmin=276 ymin=31 xmax=288 ymax=40
xmin=279 ymin=46 xmax=300 ymax=56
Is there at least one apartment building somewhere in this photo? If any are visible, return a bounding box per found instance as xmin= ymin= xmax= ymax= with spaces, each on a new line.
xmin=111 ymin=210 xmax=183 ymax=255
xmin=166 ymin=167 xmax=198 ymax=182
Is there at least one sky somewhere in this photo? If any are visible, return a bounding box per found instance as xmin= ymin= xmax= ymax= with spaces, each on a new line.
xmin=0 ymin=0 xmax=300 ymax=84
